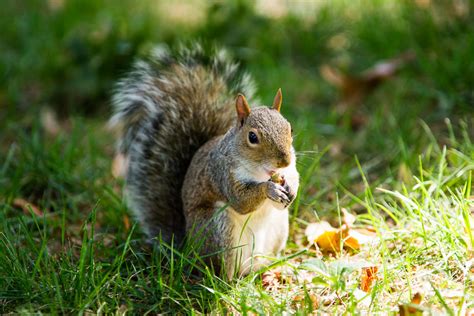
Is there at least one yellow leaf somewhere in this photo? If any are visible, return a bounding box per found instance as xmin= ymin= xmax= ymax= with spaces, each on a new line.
xmin=305 ymin=221 xmax=336 ymax=244
xmin=317 ymin=230 xmax=342 ymax=252
xmin=305 ymin=219 xmax=377 ymax=254
xmin=343 ymin=235 xmax=360 ymax=250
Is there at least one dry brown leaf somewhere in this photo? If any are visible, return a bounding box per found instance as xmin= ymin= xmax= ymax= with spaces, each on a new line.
xmin=398 ymin=292 xmax=423 ymax=316
xmin=305 ymin=217 xmax=376 ymax=254
xmin=305 ymin=221 xmax=336 ymax=244
xmin=343 ymin=235 xmax=360 ymax=250
xmin=340 ymin=223 xmax=360 ymax=251
xmin=320 ymin=51 xmax=416 ymax=121
xmin=411 ymin=293 xmax=422 ymax=305
xmin=305 ymin=221 xmax=345 ymax=253
xmin=13 ymin=198 xmax=44 ymax=216
xmin=262 ymin=270 xmax=282 ymax=291
xmin=317 ymin=230 xmax=342 ymax=253
xmin=360 ymin=266 xmax=378 ymax=292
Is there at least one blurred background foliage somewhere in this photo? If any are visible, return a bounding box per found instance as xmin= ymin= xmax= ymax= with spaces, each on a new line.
xmin=1 ymin=0 xmax=473 ymax=118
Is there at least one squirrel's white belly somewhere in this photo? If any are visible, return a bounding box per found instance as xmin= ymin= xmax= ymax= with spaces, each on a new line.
xmin=227 ymin=200 xmax=289 ymax=277
xmin=225 ymin=150 xmax=299 ymax=278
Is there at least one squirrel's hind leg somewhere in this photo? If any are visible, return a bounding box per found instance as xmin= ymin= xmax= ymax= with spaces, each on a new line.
xmin=185 ymin=205 xmax=237 ymax=279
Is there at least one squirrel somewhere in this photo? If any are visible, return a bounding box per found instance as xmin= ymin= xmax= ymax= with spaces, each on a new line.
xmin=110 ymin=44 xmax=300 ymax=278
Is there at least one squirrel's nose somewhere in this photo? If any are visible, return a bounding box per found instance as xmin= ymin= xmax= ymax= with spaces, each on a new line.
xmin=276 ymin=153 xmax=291 ymax=168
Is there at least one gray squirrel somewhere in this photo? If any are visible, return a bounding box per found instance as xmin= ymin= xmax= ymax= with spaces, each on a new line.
xmin=110 ymin=44 xmax=300 ymax=278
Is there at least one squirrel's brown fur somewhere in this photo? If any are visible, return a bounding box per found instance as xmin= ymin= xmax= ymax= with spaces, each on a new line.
xmin=110 ymin=44 xmax=299 ymax=278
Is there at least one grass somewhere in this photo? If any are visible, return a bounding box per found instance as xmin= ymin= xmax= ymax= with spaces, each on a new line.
xmin=1 ymin=0 xmax=473 ymax=314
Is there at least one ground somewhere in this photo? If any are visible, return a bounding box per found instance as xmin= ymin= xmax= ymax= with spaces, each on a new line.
xmin=1 ymin=1 xmax=473 ymax=314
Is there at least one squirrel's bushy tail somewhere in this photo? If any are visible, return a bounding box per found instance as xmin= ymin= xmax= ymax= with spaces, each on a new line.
xmin=110 ymin=44 xmax=256 ymax=244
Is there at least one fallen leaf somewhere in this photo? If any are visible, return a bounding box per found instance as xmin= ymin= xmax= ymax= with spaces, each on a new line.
xmin=305 ymin=221 xmax=336 ymax=244
xmin=317 ymin=230 xmax=342 ymax=252
xmin=343 ymin=235 xmax=360 ymax=250
xmin=262 ymin=270 xmax=282 ymax=291
xmin=349 ymin=229 xmax=377 ymax=245
xmin=360 ymin=266 xmax=378 ymax=292
xmin=305 ymin=221 xmax=346 ymax=253
xmin=305 ymin=218 xmax=377 ymax=254
xmin=411 ymin=293 xmax=422 ymax=305
xmin=13 ymin=198 xmax=43 ymax=216
xmin=320 ymin=51 xmax=416 ymax=129
xmin=398 ymin=292 xmax=423 ymax=316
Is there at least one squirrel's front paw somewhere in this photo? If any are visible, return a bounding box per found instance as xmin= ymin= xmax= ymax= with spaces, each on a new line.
xmin=282 ymin=182 xmax=296 ymax=205
xmin=266 ymin=181 xmax=291 ymax=206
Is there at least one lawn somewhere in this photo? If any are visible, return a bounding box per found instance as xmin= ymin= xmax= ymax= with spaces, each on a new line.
xmin=1 ymin=1 xmax=473 ymax=314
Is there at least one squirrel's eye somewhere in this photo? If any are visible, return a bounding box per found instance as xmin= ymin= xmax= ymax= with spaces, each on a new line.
xmin=248 ymin=131 xmax=259 ymax=144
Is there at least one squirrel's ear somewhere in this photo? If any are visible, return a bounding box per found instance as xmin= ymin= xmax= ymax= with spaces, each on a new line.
xmin=272 ymin=88 xmax=282 ymax=112
xmin=236 ymin=94 xmax=251 ymax=127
